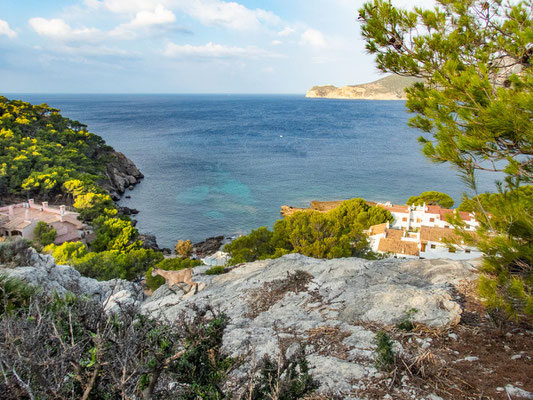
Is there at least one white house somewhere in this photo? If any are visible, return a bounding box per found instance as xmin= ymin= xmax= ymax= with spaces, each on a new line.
xmin=366 ymin=203 xmax=482 ymax=260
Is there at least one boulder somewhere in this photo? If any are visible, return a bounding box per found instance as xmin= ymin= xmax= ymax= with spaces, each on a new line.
xmin=141 ymin=254 xmax=477 ymax=397
xmin=98 ymin=151 xmax=143 ymax=200
xmin=1 ymin=248 xmax=144 ymax=309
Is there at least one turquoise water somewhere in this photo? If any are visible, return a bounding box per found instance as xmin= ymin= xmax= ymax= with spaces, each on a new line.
xmin=11 ymin=94 xmax=498 ymax=248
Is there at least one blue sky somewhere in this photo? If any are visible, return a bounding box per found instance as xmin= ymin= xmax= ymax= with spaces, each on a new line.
xmin=0 ymin=0 xmax=434 ymax=93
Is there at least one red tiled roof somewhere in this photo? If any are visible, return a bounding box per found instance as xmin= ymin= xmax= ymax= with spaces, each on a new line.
xmin=378 ymin=238 xmax=419 ymax=256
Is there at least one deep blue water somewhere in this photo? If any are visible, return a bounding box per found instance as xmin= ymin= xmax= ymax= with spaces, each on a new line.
xmin=9 ymin=94 xmax=497 ymax=248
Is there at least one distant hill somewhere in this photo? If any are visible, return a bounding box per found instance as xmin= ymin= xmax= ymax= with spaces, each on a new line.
xmin=306 ymin=75 xmax=423 ymax=100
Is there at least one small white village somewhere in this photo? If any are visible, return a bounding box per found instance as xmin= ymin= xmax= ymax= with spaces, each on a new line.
xmin=366 ymin=202 xmax=482 ymax=260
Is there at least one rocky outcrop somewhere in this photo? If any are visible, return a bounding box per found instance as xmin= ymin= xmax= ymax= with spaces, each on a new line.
xmin=142 ymin=254 xmax=477 ymax=397
xmin=306 ymin=75 xmax=423 ymax=100
xmin=193 ymin=236 xmax=225 ymax=258
xmin=1 ymin=248 xmax=144 ymax=313
xmin=139 ymin=233 xmax=171 ymax=254
xmin=98 ymin=151 xmax=144 ymax=200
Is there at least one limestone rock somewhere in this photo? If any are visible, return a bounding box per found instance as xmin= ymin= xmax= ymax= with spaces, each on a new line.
xmin=141 ymin=253 xmax=477 ymax=397
xmin=306 ymin=75 xmax=423 ymax=100
xmin=97 ymin=151 xmax=143 ymax=200
xmin=1 ymin=248 xmax=144 ymax=308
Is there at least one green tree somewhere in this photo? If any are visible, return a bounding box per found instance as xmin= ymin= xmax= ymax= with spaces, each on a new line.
xmin=33 ymin=221 xmax=57 ymax=247
xmin=359 ymin=0 xmax=532 ymax=318
xmin=406 ymin=191 xmax=454 ymax=209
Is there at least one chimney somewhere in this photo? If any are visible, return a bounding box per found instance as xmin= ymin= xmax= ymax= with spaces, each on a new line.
xmin=42 ymin=202 xmax=48 ymax=209
xmin=24 ymin=209 xmax=31 ymax=222
xmin=8 ymin=206 xmax=14 ymax=218
xmin=28 ymin=199 xmax=35 ymax=207
xmin=59 ymin=205 xmax=65 ymax=216
xmin=386 ymin=221 xmax=390 ymax=229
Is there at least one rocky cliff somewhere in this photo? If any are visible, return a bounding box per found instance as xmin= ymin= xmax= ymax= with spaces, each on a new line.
xmin=306 ymin=75 xmax=423 ymax=100
xmin=3 ymin=251 xmax=532 ymax=399
xmin=98 ymin=151 xmax=144 ymax=200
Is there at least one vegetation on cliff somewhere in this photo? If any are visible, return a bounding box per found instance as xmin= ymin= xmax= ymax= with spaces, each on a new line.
xmin=224 ymin=198 xmax=392 ymax=265
xmin=359 ymin=0 xmax=532 ymax=319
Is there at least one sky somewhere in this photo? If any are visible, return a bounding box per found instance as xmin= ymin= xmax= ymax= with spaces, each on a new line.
xmin=0 ymin=0 xmax=435 ymax=93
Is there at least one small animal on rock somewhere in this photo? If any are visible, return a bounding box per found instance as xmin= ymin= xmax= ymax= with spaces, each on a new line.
xmin=152 ymin=267 xmax=199 ymax=293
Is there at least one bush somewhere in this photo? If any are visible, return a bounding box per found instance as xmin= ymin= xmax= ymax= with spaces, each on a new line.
xmin=243 ymin=346 xmax=318 ymax=400
xmin=374 ymin=331 xmax=395 ymax=371
xmin=0 ymin=274 xmax=35 ymax=315
xmin=175 ymin=240 xmax=193 ymax=258
xmin=33 ymin=221 xmax=57 ymax=247
xmin=0 ymin=289 xmax=234 ymax=400
xmin=145 ymin=257 xmax=203 ymax=291
xmin=205 ymin=266 xmax=226 ymax=275
xmin=224 ymin=198 xmax=392 ymax=265
xmin=406 ymin=191 xmax=454 ymax=209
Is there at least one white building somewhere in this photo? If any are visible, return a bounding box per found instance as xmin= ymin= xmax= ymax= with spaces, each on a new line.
xmin=367 ymin=203 xmax=482 ymax=260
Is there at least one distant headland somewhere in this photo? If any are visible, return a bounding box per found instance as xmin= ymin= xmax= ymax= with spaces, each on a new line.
xmin=306 ymin=74 xmax=423 ymax=100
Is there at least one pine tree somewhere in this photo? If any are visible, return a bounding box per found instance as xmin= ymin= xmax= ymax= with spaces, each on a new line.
xmin=359 ymin=0 xmax=532 ymax=319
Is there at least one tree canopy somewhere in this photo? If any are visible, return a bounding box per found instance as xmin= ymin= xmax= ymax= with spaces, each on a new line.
xmin=359 ymin=0 xmax=532 ymax=319
xmin=406 ymin=191 xmax=454 ymax=208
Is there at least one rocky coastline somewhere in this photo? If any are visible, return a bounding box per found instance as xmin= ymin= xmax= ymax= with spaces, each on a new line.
xmin=98 ymin=150 xmax=144 ymax=201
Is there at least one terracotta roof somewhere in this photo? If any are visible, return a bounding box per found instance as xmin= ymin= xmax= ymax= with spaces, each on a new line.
xmin=379 ymin=204 xmax=409 ymax=213
xmin=426 ymin=205 xmax=473 ymax=222
xmin=368 ymin=223 xmax=388 ymax=236
xmin=384 ymin=228 xmax=404 ymax=240
xmin=0 ymin=204 xmax=83 ymax=231
xmin=420 ymin=226 xmax=460 ymax=243
xmin=378 ymin=238 xmax=419 ymax=256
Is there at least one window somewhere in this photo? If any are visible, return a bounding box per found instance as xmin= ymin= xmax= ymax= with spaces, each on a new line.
xmin=430 ymin=244 xmax=436 ymax=249
xmin=465 ymin=250 xmax=471 ymax=254
xmin=402 ymin=217 xmax=407 ymax=222
xmin=448 ymin=248 xmax=456 ymax=253
xmin=417 ymin=218 xmax=421 ymax=223
xmin=429 ymin=218 xmax=434 ymax=222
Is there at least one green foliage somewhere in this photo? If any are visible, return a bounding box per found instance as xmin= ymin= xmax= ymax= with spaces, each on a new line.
xmin=374 ymin=331 xmax=395 ymax=371
xmin=243 ymin=347 xmax=318 ymax=400
xmin=73 ymin=192 xmax=115 ymax=221
xmin=205 ymin=266 xmax=226 ymax=275
xmin=396 ymin=308 xmax=418 ymax=331
xmin=45 ymin=241 xmax=88 ymax=264
xmin=224 ymin=198 xmax=392 ymax=265
xmin=0 ymin=96 xmax=111 ymax=199
xmin=0 ymin=274 xmax=35 ymax=315
xmin=33 ymin=221 xmax=57 ymax=247
xmin=359 ymin=0 xmax=533 ymax=320
xmin=406 ymin=191 xmax=454 ymax=209
xmin=0 ymin=288 xmax=234 ymax=400
xmin=145 ymin=257 xmax=203 ymax=291
xmin=91 ymin=214 xmax=141 ymax=253
xmin=172 ymin=314 xmax=233 ymax=400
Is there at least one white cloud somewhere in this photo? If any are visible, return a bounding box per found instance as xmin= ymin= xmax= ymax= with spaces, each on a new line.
xmin=111 ymin=5 xmax=176 ymax=38
xmin=29 ymin=17 xmax=99 ymax=41
xmin=89 ymin=0 xmax=280 ymax=31
xmin=278 ymin=27 xmax=295 ymax=37
xmin=85 ymin=0 xmax=163 ymax=13
xmin=300 ymin=29 xmax=326 ymax=47
xmin=179 ymin=0 xmax=280 ymax=31
xmin=163 ymin=41 xmax=280 ymax=60
xmin=271 ymin=40 xmax=282 ymax=46
xmin=0 ymin=19 xmax=17 ymax=38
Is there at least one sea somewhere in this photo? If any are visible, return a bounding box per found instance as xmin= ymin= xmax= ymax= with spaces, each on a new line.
xmin=10 ymin=94 xmax=498 ymax=248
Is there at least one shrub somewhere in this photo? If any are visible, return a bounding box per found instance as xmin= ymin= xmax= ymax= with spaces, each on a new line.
xmin=224 ymin=198 xmax=393 ymax=265
xmin=205 ymin=266 xmax=226 ymax=275
xmin=406 ymin=191 xmax=454 ymax=209
xmin=242 ymin=346 xmax=318 ymax=400
xmin=175 ymin=240 xmax=193 ymax=258
xmin=33 ymin=221 xmax=57 ymax=247
xmin=374 ymin=331 xmax=395 ymax=371
xmin=145 ymin=257 xmax=203 ymax=291
xmin=0 ymin=289 xmax=234 ymax=400
xmin=0 ymin=274 xmax=35 ymax=315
